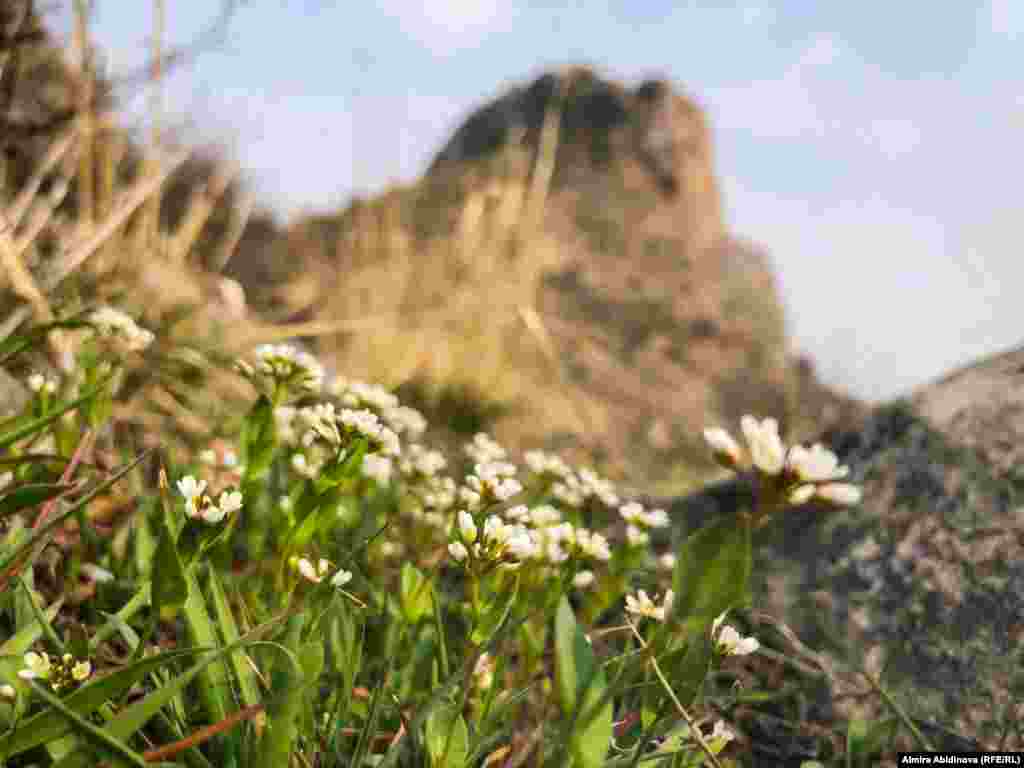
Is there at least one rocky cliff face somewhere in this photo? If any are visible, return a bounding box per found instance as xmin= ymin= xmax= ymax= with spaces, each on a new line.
xmin=298 ymin=66 xmax=861 ymax=493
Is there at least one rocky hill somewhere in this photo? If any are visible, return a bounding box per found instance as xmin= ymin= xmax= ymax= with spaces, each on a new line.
xmin=274 ymin=66 xmax=863 ymax=494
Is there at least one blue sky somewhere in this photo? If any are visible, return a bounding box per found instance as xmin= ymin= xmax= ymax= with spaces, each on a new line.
xmin=47 ymin=2 xmax=1024 ymax=403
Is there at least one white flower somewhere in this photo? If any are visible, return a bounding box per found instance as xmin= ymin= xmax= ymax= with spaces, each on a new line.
xmin=362 ymin=454 xmax=393 ymax=484
xmin=712 ymin=612 xmax=759 ymax=656
xmin=215 ymin=490 xmax=244 ymax=518
xmin=473 ymin=652 xmax=495 ymax=690
xmin=177 ymin=476 xmax=207 ymax=518
xmin=492 ymin=477 xmax=522 ymax=501
xmin=576 ymin=529 xmax=612 ymax=561
xmin=740 ymin=415 xmax=786 ymax=475
xmin=625 ymin=590 xmax=669 ymax=622
xmin=787 ymin=443 xmax=849 ymax=483
xmin=658 ymin=552 xmax=676 ymax=571
xmin=383 ymin=405 xmax=427 ymax=438
xmin=529 ymin=505 xmax=561 ymax=526
xmin=71 ymin=660 xmax=92 ymax=682
xmin=707 ymin=720 xmax=735 ymax=746
xmin=27 ymin=373 xmax=45 ymax=392
xmin=816 ymin=482 xmax=862 ymax=506
xmin=503 ymin=504 xmax=529 ymax=522
xmin=253 ymin=344 xmax=323 ymax=392
xmin=80 ymin=564 xmax=115 ymax=583
xmin=573 ymin=570 xmax=595 ymax=588
xmin=330 ymin=569 xmax=353 ymax=588
xmin=89 ymin=306 xmax=154 ymax=352
xmin=457 ymin=510 xmax=478 ymax=543
xmin=626 ymin=525 xmax=649 ymax=547
xmin=505 ymin=528 xmax=540 ymax=561
xmin=464 ymin=433 xmax=507 ymax=464
xmin=18 ymin=651 xmax=51 ymax=681
xmin=524 ymin=450 xmax=572 ymax=478
xmin=619 ymin=502 xmax=645 ymax=524
xmin=703 ymin=426 xmax=744 ymax=468
xmin=294 ymin=557 xmax=332 ymax=584
xmin=482 ymin=515 xmax=510 ymax=546
xmin=641 ymin=508 xmax=669 ymax=528
xmin=448 ymin=541 xmax=469 ymax=562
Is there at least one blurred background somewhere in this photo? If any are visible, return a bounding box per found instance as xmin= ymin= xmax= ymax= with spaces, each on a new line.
xmin=5 ymin=0 xmax=1022 ymax=494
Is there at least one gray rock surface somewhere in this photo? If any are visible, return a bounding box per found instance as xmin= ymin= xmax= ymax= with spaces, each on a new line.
xmin=643 ymin=344 xmax=1024 ymax=755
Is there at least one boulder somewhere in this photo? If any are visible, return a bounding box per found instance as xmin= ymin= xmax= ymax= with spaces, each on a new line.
xmin=644 ymin=344 xmax=1024 ymax=754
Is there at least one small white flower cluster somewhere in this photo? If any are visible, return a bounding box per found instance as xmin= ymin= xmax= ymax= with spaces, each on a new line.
xmin=540 ymin=461 xmax=620 ymax=510
xmin=399 ymin=445 xmax=457 ymax=525
xmin=329 ymin=378 xmax=428 ymax=440
xmin=399 ymin=444 xmax=448 ymax=479
xmin=27 ymin=372 xmax=58 ymax=395
xmin=619 ymin=501 xmax=669 ymax=547
xmin=177 ymin=476 xmax=243 ymax=524
xmin=464 ymin=432 xmax=507 ymax=464
xmin=289 ymin=555 xmax=353 ymax=588
xmin=703 ymin=415 xmax=862 ymax=506
xmin=240 ymin=344 xmax=324 ymax=394
xmin=361 ymin=454 xmax=393 ymax=484
xmin=287 ymin=405 xmax=401 ymax=480
xmin=625 ymin=589 xmax=675 ymax=622
xmin=447 ymin=510 xmax=535 ymax=567
xmin=523 ymin=449 xmax=573 ymax=478
xmin=19 ymin=651 xmax=92 ymax=692
xmin=460 ymin=461 xmax=522 ymax=509
xmin=712 ymin=611 xmax=759 ymax=656
xmin=499 ymin=504 xmax=612 ymax=578
xmin=89 ymin=306 xmax=155 ymax=352
xmin=338 ymin=408 xmax=401 ymax=456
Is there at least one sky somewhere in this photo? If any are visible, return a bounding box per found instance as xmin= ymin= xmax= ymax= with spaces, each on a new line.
xmin=46 ymin=1 xmax=1024 ymax=404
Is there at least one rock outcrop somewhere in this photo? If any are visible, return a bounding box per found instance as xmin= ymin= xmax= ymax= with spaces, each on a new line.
xmin=645 ymin=343 xmax=1024 ymax=756
xmin=290 ymin=66 xmax=860 ymax=493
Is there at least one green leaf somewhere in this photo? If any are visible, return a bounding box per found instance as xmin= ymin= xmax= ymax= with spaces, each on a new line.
xmin=670 ymin=513 xmax=753 ymax=637
xmin=554 ymin=596 xmax=589 ymax=716
xmin=207 ymin=569 xmax=261 ymax=709
xmin=0 ymin=484 xmax=74 ymax=520
xmin=151 ymin=514 xmax=188 ymax=616
xmin=573 ymin=668 xmax=613 ymax=768
xmin=399 ymin=563 xmax=433 ymax=625
xmin=181 ymin=568 xmax=229 ymax=723
xmin=425 ymin=704 xmax=469 ymax=768
xmin=24 ymin=681 xmax=148 ymax=767
xmin=241 ymin=395 xmax=276 ymax=483
xmin=261 ymin=614 xmax=307 ymax=768
xmin=315 ymin=438 xmax=367 ymax=493
xmin=554 ymin=597 xmax=611 ymax=768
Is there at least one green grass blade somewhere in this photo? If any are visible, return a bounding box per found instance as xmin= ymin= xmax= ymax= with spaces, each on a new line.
xmin=207 ymin=568 xmax=261 ymax=709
